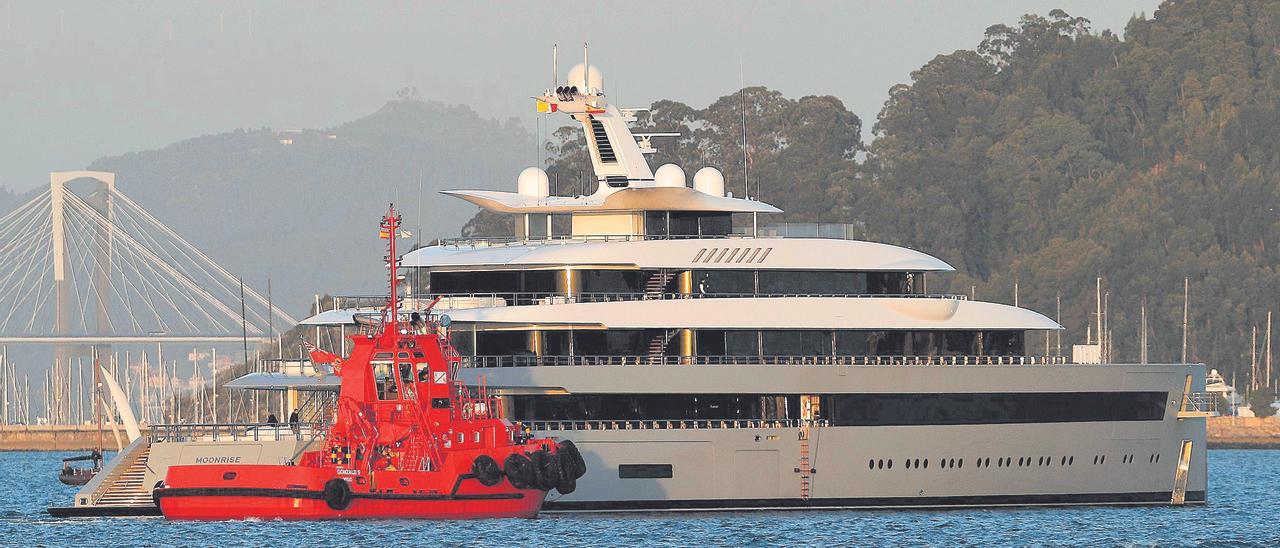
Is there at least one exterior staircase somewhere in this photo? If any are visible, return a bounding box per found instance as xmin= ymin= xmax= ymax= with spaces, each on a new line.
xmin=643 ymin=270 xmax=675 ymax=300
xmin=647 ymin=330 xmax=676 ymax=363
xmin=91 ymin=445 xmax=156 ymax=508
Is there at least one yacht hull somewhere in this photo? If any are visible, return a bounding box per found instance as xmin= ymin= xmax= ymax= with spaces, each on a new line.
xmin=469 ymin=362 xmax=1209 ymax=511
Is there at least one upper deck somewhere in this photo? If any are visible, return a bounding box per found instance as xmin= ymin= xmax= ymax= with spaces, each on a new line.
xmin=403 ymin=231 xmax=953 ymax=273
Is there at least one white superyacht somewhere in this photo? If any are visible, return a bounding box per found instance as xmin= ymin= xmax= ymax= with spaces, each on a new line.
xmin=386 ymin=61 xmax=1211 ymax=510
xmin=54 ymin=58 xmax=1212 ymax=516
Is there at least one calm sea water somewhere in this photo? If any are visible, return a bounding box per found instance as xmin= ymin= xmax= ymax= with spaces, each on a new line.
xmin=1 ymin=450 xmax=1276 ymax=547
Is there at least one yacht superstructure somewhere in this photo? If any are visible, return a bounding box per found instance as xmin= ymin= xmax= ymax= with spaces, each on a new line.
xmin=359 ymin=57 xmax=1210 ymax=510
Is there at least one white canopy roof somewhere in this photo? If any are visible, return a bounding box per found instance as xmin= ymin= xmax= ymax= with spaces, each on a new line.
xmin=441 ymin=186 xmax=781 ymax=214
xmin=404 ymin=238 xmax=954 ymax=272
xmin=224 ymin=372 xmax=341 ymax=391
xmin=441 ymin=297 xmax=1061 ymax=331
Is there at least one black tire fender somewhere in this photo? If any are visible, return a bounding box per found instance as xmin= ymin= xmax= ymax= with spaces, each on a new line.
xmin=535 ymin=450 xmax=560 ymax=491
xmin=322 ymin=478 xmax=353 ymax=511
xmin=557 ymin=439 xmax=587 ymax=479
xmin=504 ymin=452 xmax=535 ymax=489
xmin=471 ymin=454 xmax=503 ymax=487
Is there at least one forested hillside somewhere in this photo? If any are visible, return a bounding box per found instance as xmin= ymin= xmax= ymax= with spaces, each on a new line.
xmin=468 ymin=0 xmax=1280 ymax=384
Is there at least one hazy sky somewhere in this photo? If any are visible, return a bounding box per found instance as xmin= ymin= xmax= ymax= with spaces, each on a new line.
xmin=0 ymin=1 xmax=1161 ymax=193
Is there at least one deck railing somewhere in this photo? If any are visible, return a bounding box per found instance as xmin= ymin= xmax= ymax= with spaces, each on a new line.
xmin=150 ymin=422 xmax=326 ymax=443
xmin=331 ymin=291 xmax=967 ymax=310
xmin=436 ymin=223 xmax=866 ymax=248
xmin=463 ymin=354 xmax=1069 ymax=368
xmin=521 ymin=418 xmax=830 ymax=432
xmin=1178 ymin=392 xmax=1220 ymax=418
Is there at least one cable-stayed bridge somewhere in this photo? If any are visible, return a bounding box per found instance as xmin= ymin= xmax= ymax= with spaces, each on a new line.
xmin=0 ymin=171 xmax=297 ymax=424
xmin=0 ymin=171 xmax=295 ymax=343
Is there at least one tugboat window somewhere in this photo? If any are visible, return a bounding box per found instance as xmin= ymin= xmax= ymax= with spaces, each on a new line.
xmin=373 ymin=362 xmax=395 ymax=400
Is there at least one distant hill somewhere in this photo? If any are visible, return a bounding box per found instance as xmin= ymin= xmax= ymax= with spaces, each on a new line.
xmin=52 ymin=97 xmax=534 ymax=314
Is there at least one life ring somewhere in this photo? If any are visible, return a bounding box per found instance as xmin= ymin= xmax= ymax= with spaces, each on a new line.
xmin=504 ymin=453 xmax=535 ymax=489
xmin=323 ymin=478 xmax=353 ymax=510
xmin=471 ymin=454 xmax=503 ymax=487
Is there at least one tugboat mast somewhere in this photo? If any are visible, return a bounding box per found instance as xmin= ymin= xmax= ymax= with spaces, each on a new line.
xmin=381 ymin=205 xmax=401 ymax=336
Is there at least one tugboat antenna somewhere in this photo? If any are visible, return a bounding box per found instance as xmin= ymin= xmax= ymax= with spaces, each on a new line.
xmin=552 ymin=43 xmax=558 ymax=89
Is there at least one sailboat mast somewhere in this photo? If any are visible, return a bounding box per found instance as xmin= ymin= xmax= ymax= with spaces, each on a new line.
xmin=93 ymin=350 xmax=103 ymax=456
xmin=1181 ymin=277 xmax=1189 ymax=363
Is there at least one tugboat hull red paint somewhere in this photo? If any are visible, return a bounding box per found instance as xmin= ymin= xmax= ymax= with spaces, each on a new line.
xmin=158 ymin=465 xmax=544 ymax=521
xmin=154 ymin=206 xmax=585 ymax=521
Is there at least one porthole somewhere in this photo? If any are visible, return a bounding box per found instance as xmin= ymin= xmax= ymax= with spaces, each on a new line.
xmin=906 ymin=459 xmax=913 ymax=469
xmin=923 ymin=459 xmax=929 ymax=469
xmin=915 ymin=458 xmax=921 ymax=469
xmin=1018 ymin=457 xmax=1024 ymax=467
xmin=888 ymin=459 xmax=893 ymax=469
xmin=958 ymin=458 xmax=964 ymax=469
xmin=1093 ymin=456 xmax=1098 ymax=465
xmin=878 ymin=459 xmax=884 ymax=469
xmin=1155 ymin=454 xmax=1160 ymax=463
xmin=1101 ymin=455 xmax=1106 ymax=464
xmin=868 ymin=459 xmax=875 ymax=470
xmin=1060 ymin=456 xmax=1066 ymax=466
xmin=949 ymin=458 xmax=956 ymax=468
xmin=1069 ymin=456 xmax=1074 ymax=465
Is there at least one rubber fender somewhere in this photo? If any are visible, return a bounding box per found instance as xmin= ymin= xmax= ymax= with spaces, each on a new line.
xmin=504 ymin=452 xmax=535 ymax=490
xmin=471 ymin=454 xmax=503 ymax=487
xmin=557 ymin=439 xmax=587 ymax=479
xmin=556 ymin=475 xmax=577 ymax=495
xmin=322 ymin=478 xmax=353 ymax=511
xmin=534 ymin=450 xmax=560 ymax=491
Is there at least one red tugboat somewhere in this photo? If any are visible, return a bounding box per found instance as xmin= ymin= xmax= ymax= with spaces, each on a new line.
xmin=154 ymin=206 xmax=585 ymax=520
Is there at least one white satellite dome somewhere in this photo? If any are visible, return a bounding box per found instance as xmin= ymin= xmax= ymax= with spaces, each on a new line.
xmin=566 ymin=63 xmax=604 ymax=93
xmin=516 ymin=167 xmax=550 ymax=197
xmin=654 ymin=164 xmax=686 ymax=188
xmin=693 ymin=167 xmax=725 ymax=197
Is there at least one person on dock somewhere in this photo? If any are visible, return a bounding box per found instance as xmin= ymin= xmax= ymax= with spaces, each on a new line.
xmin=288 ymin=410 xmax=300 ymax=434
xmin=266 ymin=413 xmax=278 ymax=425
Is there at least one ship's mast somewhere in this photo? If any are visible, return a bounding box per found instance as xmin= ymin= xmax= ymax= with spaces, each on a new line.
xmin=382 ymin=205 xmax=401 ymax=336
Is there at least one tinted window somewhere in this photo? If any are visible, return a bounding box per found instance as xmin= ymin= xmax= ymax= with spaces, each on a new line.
xmin=619 ymin=464 xmax=673 ymax=479
xmin=726 ymin=331 xmax=758 ymax=356
xmin=693 ymin=270 xmax=754 ymax=294
xmin=826 ymin=392 xmax=1168 ymax=426
xmin=698 ymin=213 xmax=731 ymax=236
xmin=645 ymin=211 xmax=668 ymax=237
xmin=580 ymin=270 xmax=642 ymax=293
xmin=758 ymin=270 xmax=862 ymax=295
xmin=512 ymin=394 xmax=800 ymax=421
